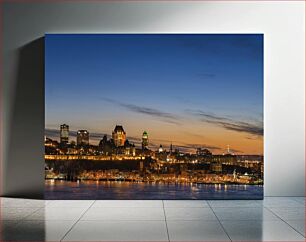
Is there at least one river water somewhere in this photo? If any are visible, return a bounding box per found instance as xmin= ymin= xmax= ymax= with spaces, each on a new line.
xmin=45 ymin=180 xmax=263 ymax=199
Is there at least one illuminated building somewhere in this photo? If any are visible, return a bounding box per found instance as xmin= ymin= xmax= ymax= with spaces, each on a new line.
xmin=211 ymin=154 xmax=237 ymax=165
xmin=77 ymin=130 xmax=89 ymax=146
xmin=112 ymin=125 xmax=126 ymax=147
xmin=223 ymin=145 xmax=235 ymax=155
xmin=125 ymin=144 xmax=136 ymax=156
xmin=45 ymin=137 xmax=59 ymax=148
xmin=60 ymin=124 xmax=69 ymax=144
xmin=142 ymin=131 xmax=149 ymax=149
xmin=99 ymin=135 xmax=113 ymax=155
xmin=196 ymin=148 xmax=212 ymax=156
xmin=210 ymin=162 xmax=222 ymax=173
xmin=158 ymin=144 xmax=163 ymax=153
xmin=140 ymin=161 xmax=144 ymax=171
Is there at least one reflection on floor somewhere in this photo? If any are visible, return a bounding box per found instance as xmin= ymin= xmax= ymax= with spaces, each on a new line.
xmin=0 ymin=197 xmax=304 ymax=241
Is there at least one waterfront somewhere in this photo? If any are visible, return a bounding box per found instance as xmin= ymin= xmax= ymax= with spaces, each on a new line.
xmin=45 ymin=180 xmax=263 ymax=200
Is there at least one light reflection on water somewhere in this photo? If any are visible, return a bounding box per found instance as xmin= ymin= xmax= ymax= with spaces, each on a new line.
xmin=44 ymin=180 xmax=263 ymax=200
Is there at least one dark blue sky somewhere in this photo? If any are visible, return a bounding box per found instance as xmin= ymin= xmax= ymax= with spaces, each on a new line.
xmin=45 ymin=34 xmax=263 ymax=154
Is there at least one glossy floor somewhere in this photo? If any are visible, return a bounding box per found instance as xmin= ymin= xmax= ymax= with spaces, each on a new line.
xmin=0 ymin=197 xmax=304 ymax=241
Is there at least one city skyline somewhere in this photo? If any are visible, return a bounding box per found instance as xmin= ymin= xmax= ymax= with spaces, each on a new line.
xmin=45 ymin=34 xmax=263 ymax=155
xmin=45 ymin=124 xmax=258 ymax=155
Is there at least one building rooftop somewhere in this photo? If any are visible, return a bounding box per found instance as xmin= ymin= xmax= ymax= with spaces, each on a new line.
xmin=114 ymin=125 xmax=125 ymax=133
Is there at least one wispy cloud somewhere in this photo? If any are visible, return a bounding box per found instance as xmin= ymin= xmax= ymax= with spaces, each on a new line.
xmin=45 ymin=128 xmax=226 ymax=153
xmin=189 ymin=110 xmax=263 ymax=137
xmin=101 ymin=97 xmax=180 ymax=125
xmin=148 ymin=136 xmax=223 ymax=153
xmin=197 ymin=73 xmax=216 ymax=78
xmin=45 ymin=128 xmax=60 ymax=138
xmin=45 ymin=128 xmax=107 ymax=141
xmin=46 ymin=128 xmax=246 ymax=154
xmin=175 ymin=143 xmax=221 ymax=151
xmin=173 ymin=142 xmax=242 ymax=154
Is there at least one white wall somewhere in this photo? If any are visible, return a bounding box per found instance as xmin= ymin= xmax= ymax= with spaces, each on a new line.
xmin=2 ymin=1 xmax=305 ymax=197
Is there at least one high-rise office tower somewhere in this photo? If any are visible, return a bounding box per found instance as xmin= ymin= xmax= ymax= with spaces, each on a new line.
xmin=60 ymin=124 xmax=69 ymax=144
xmin=77 ymin=130 xmax=89 ymax=146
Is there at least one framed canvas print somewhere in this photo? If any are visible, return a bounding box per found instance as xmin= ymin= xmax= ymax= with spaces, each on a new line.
xmin=45 ymin=34 xmax=263 ymax=199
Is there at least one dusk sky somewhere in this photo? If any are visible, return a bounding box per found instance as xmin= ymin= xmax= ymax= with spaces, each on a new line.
xmin=45 ymin=34 xmax=263 ymax=155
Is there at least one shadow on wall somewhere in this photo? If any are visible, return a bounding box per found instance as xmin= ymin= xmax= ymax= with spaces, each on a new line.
xmin=4 ymin=37 xmax=45 ymax=199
